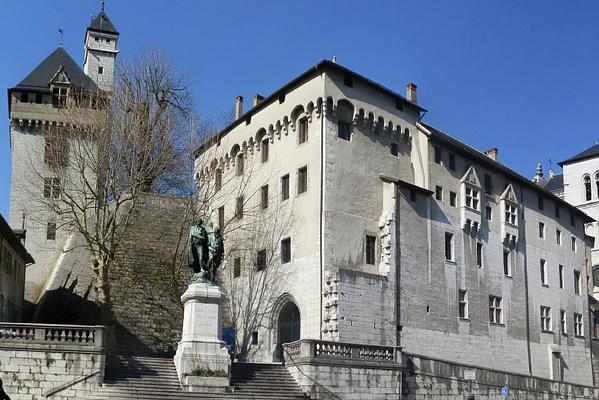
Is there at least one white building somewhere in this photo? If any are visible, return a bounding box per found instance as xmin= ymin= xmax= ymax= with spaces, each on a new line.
xmin=7 ymin=10 xmax=118 ymax=308
xmin=195 ymin=60 xmax=595 ymax=386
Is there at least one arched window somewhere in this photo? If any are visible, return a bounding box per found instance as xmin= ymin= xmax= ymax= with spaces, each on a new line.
xmin=584 ymin=175 xmax=592 ymax=201
xmin=595 ymin=173 xmax=599 ymax=200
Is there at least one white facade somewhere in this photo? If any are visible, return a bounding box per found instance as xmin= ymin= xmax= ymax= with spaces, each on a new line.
xmin=195 ymin=61 xmax=594 ymax=385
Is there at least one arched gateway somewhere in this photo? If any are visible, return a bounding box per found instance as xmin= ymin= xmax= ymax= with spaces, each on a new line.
xmin=275 ymin=301 xmax=300 ymax=361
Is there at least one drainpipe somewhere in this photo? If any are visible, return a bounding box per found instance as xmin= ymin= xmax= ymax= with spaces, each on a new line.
xmin=319 ymin=74 xmax=325 ymax=340
xmin=520 ymin=184 xmax=533 ymax=375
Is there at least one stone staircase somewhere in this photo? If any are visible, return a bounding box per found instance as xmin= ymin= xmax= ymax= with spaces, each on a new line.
xmin=82 ymin=355 xmax=313 ymax=399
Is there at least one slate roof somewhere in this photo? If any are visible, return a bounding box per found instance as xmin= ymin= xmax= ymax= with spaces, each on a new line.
xmin=559 ymin=144 xmax=599 ymax=167
xmin=423 ymin=123 xmax=594 ymax=223
xmin=13 ymin=47 xmax=99 ymax=92
xmin=541 ymin=173 xmax=564 ymax=194
xmin=88 ymin=11 xmax=119 ymax=35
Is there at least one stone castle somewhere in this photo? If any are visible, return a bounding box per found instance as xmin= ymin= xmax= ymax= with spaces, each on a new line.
xmin=4 ymin=6 xmax=599 ymax=400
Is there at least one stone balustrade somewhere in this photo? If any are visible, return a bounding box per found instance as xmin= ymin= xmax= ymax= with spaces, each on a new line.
xmin=0 ymin=322 xmax=106 ymax=353
xmin=283 ymin=339 xmax=400 ymax=366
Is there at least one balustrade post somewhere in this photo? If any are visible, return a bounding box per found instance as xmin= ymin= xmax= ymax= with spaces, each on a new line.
xmin=94 ymin=326 xmax=106 ymax=351
xmin=351 ymin=345 xmax=359 ymax=360
xmin=34 ymin=327 xmax=45 ymax=341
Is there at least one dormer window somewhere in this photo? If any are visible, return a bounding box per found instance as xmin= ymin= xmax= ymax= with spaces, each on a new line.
xmin=465 ymin=187 xmax=480 ymax=211
xmin=98 ymin=66 xmax=104 ymax=75
xmin=505 ymin=202 xmax=517 ymax=226
xmin=52 ymin=87 xmax=68 ymax=107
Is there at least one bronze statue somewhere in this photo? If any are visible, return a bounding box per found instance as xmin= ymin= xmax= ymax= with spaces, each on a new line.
xmin=188 ymin=219 xmax=224 ymax=284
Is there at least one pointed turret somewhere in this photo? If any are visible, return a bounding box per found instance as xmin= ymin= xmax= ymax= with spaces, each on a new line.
xmin=83 ymin=8 xmax=119 ymax=91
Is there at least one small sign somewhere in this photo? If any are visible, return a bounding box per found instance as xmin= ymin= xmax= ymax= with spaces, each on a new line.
xmin=501 ymin=386 xmax=509 ymax=398
xmin=464 ymin=369 xmax=476 ymax=380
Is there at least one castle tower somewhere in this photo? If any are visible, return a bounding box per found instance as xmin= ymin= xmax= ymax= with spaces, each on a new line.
xmin=83 ymin=8 xmax=119 ymax=91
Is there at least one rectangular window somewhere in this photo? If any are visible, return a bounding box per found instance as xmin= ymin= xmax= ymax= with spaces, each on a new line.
xmin=489 ymin=296 xmax=503 ymax=324
xmin=556 ymin=229 xmax=562 ymax=245
xmin=448 ymin=153 xmax=456 ymax=171
xmin=233 ymin=257 xmax=241 ymax=278
xmin=281 ymin=237 xmax=291 ymax=264
xmin=574 ymin=270 xmax=581 ymax=295
xmin=281 ymin=174 xmax=290 ymax=201
xmin=256 ymin=249 xmax=267 ymax=271
xmin=20 ymin=92 xmax=28 ymax=102
xmin=251 ymin=331 xmax=259 ymax=345
xmin=538 ymin=196 xmax=544 ymax=210
xmin=35 ymin=93 xmax=43 ymax=104
xmin=215 ymin=170 xmax=222 ymax=192
xmin=561 ymin=310 xmax=567 ymax=334
xmin=338 ymin=121 xmax=351 ymax=141
xmin=236 ymin=196 xmax=244 ymax=220
xmin=540 ymin=259 xmax=548 ymax=285
xmin=236 ymin=155 xmax=244 ymax=176
xmin=434 ymin=146 xmax=442 ymax=164
xmin=98 ymin=66 xmax=104 ymax=75
xmin=47 ymin=222 xmax=56 ymax=240
xmin=449 ymin=191 xmax=457 ymax=207
xmin=476 ymin=242 xmax=483 ymax=268
xmin=559 ymin=264 xmax=564 ymax=289
xmin=298 ymin=117 xmax=308 ymax=144
xmin=298 ymin=166 xmax=308 ymax=194
xmin=366 ymin=235 xmax=377 ymax=265
xmin=261 ymin=185 xmax=269 ymax=210
xmin=43 ymin=177 xmax=61 ymax=198
xmin=435 ymin=186 xmax=443 ymax=201
xmin=574 ymin=313 xmax=583 ymax=336
xmin=261 ymin=140 xmax=269 ymax=163
xmin=484 ymin=174 xmax=493 ymax=193
xmin=541 ymin=306 xmax=552 ymax=332
xmin=44 ymin=134 xmax=68 ymax=166
xmin=539 ymin=222 xmax=545 ymax=238
xmin=444 ymin=232 xmax=454 ymax=261
xmin=465 ymin=187 xmax=479 ymax=210
xmin=485 ymin=206 xmax=492 ymax=221
xmin=503 ymin=250 xmax=511 ymax=277
xmin=593 ymin=311 xmax=599 ymax=339
xmin=52 ymin=87 xmax=67 ymax=107
xmin=390 ymin=143 xmax=399 ymax=157
xmin=505 ymin=202 xmax=517 ymax=225
xmin=459 ymin=290 xmax=468 ymax=319
xmin=571 ymin=236 xmax=577 ymax=252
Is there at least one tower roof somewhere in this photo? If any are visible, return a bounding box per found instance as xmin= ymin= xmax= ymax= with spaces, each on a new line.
xmin=88 ymin=11 xmax=119 ymax=35
xmin=558 ymin=144 xmax=599 ymax=167
xmin=13 ymin=47 xmax=99 ymax=92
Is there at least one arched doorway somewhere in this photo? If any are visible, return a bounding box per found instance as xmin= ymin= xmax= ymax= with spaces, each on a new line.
xmin=275 ymin=301 xmax=300 ymax=361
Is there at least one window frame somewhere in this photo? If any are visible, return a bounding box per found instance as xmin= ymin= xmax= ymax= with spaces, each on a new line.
xmin=489 ymin=296 xmax=503 ymax=324
xmin=540 ymin=306 xmax=552 ymax=332
xmin=540 ymin=259 xmax=548 ymax=286
xmin=298 ymin=117 xmax=309 ymax=144
xmin=444 ymin=232 xmax=454 ymax=261
xmin=338 ymin=121 xmax=351 ymax=141
xmin=503 ymin=250 xmax=512 ymax=277
xmin=281 ymin=174 xmax=290 ymax=201
xmin=261 ymin=185 xmax=269 ymax=210
xmin=297 ymin=166 xmax=308 ymax=195
xmin=281 ymin=237 xmax=292 ymax=264
xmin=365 ymin=234 xmax=377 ymax=265
xmin=458 ymin=289 xmax=468 ymax=319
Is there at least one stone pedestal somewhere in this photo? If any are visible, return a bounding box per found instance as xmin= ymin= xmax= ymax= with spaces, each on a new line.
xmin=174 ymin=282 xmax=231 ymax=392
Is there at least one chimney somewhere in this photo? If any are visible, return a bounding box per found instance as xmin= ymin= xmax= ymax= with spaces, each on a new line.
xmin=253 ymin=94 xmax=264 ymax=107
xmin=406 ymin=83 xmax=417 ymax=104
xmin=484 ymin=148 xmax=499 ymax=161
xmin=235 ymin=96 xmax=243 ymax=119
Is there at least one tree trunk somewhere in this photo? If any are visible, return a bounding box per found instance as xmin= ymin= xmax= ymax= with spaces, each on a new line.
xmin=93 ymin=255 xmax=117 ymax=354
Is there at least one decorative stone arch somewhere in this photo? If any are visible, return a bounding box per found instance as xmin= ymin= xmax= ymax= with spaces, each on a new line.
xmin=271 ymin=293 xmax=301 ymax=361
xmin=255 ymin=127 xmax=267 ymax=146
xmin=290 ymin=105 xmax=306 ymax=131
xmin=230 ymin=143 xmax=240 ymax=164
xmin=306 ymin=101 xmax=315 ymax=122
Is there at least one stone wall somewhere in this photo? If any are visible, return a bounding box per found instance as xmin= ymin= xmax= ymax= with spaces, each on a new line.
xmin=403 ymin=352 xmax=599 ymax=400
xmin=592 ymin=339 xmax=599 ymax=385
xmin=0 ymin=323 xmax=105 ymax=400
xmin=34 ymin=193 xmax=193 ymax=356
xmin=109 ymin=194 xmax=193 ymax=356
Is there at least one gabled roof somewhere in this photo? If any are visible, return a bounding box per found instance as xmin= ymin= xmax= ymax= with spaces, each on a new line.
xmin=558 ymin=144 xmax=599 ymax=167
xmin=12 ymin=47 xmax=99 ymax=92
xmin=541 ymin=173 xmax=564 ymax=194
xmin=422 ymin=123 xmax=594 ymax=223
xmin=88 ymin=11 xmax=119 ymax=35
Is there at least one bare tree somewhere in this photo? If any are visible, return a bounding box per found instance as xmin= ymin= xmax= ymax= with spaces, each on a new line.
xmin=194 ymin=143 xmax=296 ymax=361
xmin=34 ymin=49 xmax=194 ymax=347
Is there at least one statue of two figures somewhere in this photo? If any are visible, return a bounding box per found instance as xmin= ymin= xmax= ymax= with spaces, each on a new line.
xmin=187 ymin=219 xmax=224 ymax=285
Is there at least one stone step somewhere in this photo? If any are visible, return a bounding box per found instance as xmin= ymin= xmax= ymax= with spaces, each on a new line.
xmin=93 ymin=386 xmax=310 ymax=399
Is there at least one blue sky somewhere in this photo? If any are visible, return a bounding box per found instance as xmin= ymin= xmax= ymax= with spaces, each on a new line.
xmin=1 ymin=1 xmax=599 ymax=218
